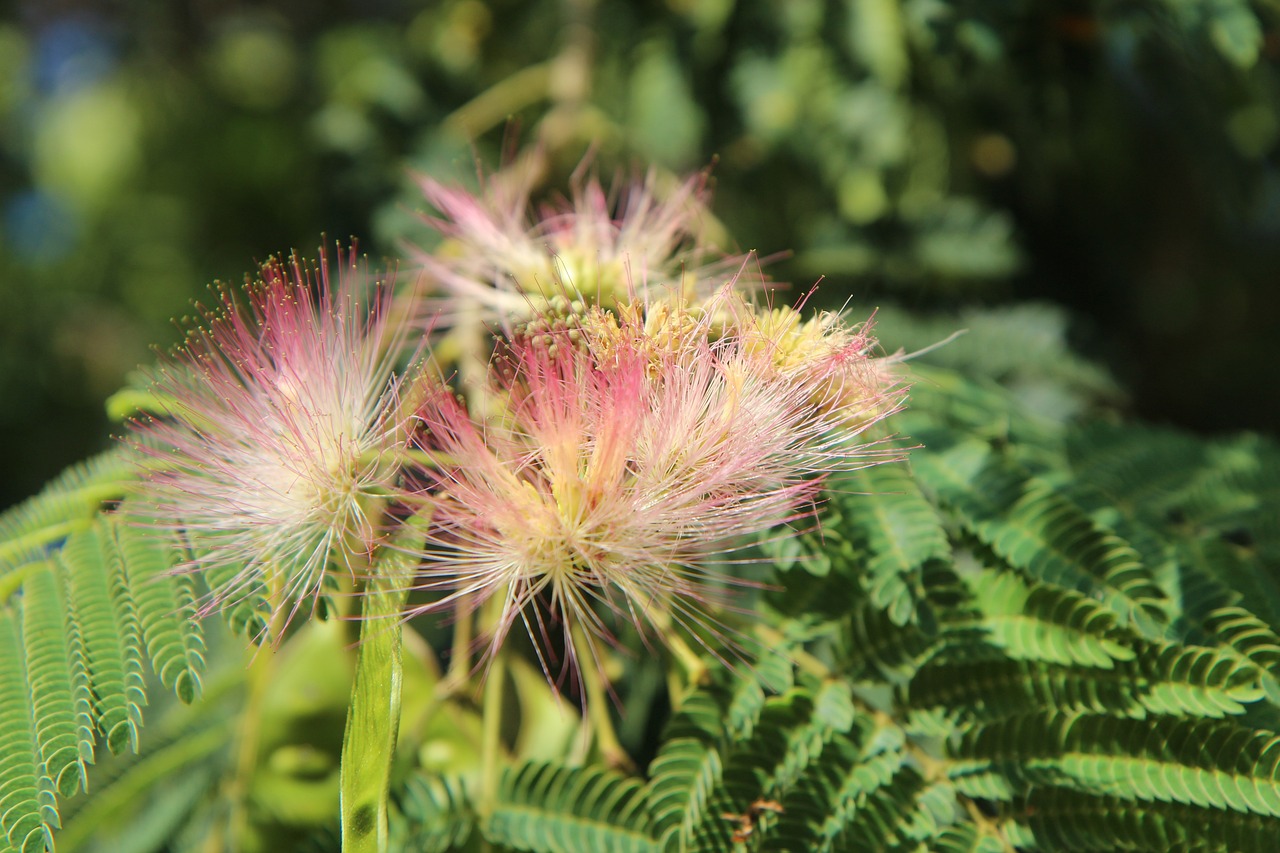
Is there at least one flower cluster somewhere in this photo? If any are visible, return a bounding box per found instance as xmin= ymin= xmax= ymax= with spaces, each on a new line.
xmin=412 ymin=158 xmax=753 ymax=329
xmin=132 ymin=249 xmax=418 ymax=633
xmin=408 ymin=292 xmax=903 ymax=679
xmin=130 ymin=159 xmax=906 ymax=684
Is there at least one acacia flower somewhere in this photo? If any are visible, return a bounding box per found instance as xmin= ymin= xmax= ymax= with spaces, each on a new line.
xmin=130 ymin=248 xmax=419 ymax=634
xmin=411 ymin=158 xmax=756 ymax=329
xmin=408 ymin=291 xmax=904 ymax=687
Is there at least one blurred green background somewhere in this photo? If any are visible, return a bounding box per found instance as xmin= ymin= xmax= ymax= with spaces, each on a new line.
xmin=3 ymin=0 xmax=1278 ymax=509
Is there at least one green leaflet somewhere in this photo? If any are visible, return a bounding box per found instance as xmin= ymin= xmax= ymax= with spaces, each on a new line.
xmin=1068 ymin=423 xmax=1280 ymax=612
xmin=111 ymin=521 xmax=205 ymax=705
xmin=931 ymin=823 xmax=1008 ymax=853
xmin=832 ymin=461 xmax=949 ymax=626
xmin=764 ymin=457 xmax=948 ymax=628
xmin=1179 ymin=537 xmax=1280 ymax=641
xmin=389 ymin=773 xmax=473 ymax=853
xmin=895 ymin=365 xmax=1061 ymax=451
xmin=643 ymin=671 xmax=964 ymax=852
xmin=484 ymin=761 xmax=657 ymax=853
xmin=835 ymin=566 xmax=953 ymax=682
xmin=0 ymin=609 xmax=54 ymax=853
xmin=1157 ymin=542 xmax=1280 ymax=705
xmin=1066 ymin=421 xmax=1209 ymax=520
xmin=55 ymin=719 xmax=227 ymax=853
xmin=645 ymin=658 xmax=794 ymax=848
xmin=646 ymin=680 xmax=758 ymax=846
xmin=912 ymin=437 xmax=1168 ymax=635
xmin=59 ymin=525 xmax=146 ymax=756
xmin=195 ymin=548 xmax=271 ymax=642
xmin=21 ymin=567 xmax=92 ymax=799
xmin=0 ymin=511 xmax=206 ymax=852
xmin=957 ymin=568 xmax=1137 ymax=669
xmin=1009 ymin=787 xmax=1280 ymax=852
xmin=681 ymin=689 xmax=834 ymax=849
xmin=757 ymin=704 xmax=920 ymax=851
xmin=903 ymin=640 xmax=1266 ymax=724
xmin=950 ymin=713 xmax=1280 ymax=817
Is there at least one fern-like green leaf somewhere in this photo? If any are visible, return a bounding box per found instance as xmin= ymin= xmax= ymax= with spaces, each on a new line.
xmin=915 ymin=438 xmax=1166 ymax=635
xmin=1066 ymin=422 xmax=1207 ymax=518
xmin=56 ymin=717 xmax=228 ymax=853
xmin=1178 ymin=537 xmax=1280 ymax=638
xmin=931 ymin=822 xmax=1008 ymax=853
xmin=0 ymin=609 xmax=54 ymax=853
xmin=683 ymin=688 xmax=835 ymax=850
xmin=645 ymin=666 xmax=783 ymax=847
xmin=21 ymin=567 xmax=92 ymax=799
xmin=484 ymin=761 xmax=657 ymax=853
xmin=0 ymin=508 xmax=210 ymax=853
xmin=1008 ymin=787 xmax=1280 ymax=852
xmin=895 ymin=365 xmax=1062 ymax=451
xmin=833 ymin=461 xmax=949 ymax=626
xmin=109 ymin=519 xmax=204 ymax=704
xmin=1069 ymin=423 xmax=1280 ymax=571
xmin=950 ymin=713 xmax=1280 ymax=817
xmin=757 ymin=707 xmax=911 ymax=851
xmin=1154 ymin=544 xmax=1280 ymax=705
xmin=905 ymin=639 xmax=1265 ymax=725
xmin=827 ymin=765 xmax=953 ymax=852
xmin=837 ymin=596 xmax=943 ymax=684
xmin=196 ymin=550 xmax=270 ymax=642
xmin=58 ymin=527 xmax=146 ymax=755
xmin=390 ymin=773 xmax=472 ymax=853
xmin=959 ymin=568 xmax=1137 ymax=669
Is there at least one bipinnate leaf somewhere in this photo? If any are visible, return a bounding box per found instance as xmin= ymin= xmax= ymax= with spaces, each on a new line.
xmin=484 ymin=761 xmax=657 ymax=853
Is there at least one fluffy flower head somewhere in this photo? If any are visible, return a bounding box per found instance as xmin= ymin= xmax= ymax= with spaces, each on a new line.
xmin=410 ymin=292 xmax=904 ymax=684
xmin=131 ymin=249 xmax=418 ymax=630
xmin=413 ymin=158 xmax=755 ymax=329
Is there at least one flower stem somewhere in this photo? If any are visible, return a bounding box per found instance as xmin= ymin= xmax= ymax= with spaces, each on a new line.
xmin=570 ymin=622 xmax=633 ymax=771
xmin=339 ymin=509 xmax=428 ymax=853
xmin=339 ymin=588 xmax=408 ymax=853
xmin=443 ymin=593 xmax=475 ymax=692
xmin=666 ymin=630 xmax=709 ymax=686
xmin=650 ymin=608 xmax=707 ymax=699
xmin=220 ymin=572 xmax=290 ymax=850
xmin=755 ymin=623 xmax=829 ymax=679
xmin=477 ymin=594 xmax=509 ymax=820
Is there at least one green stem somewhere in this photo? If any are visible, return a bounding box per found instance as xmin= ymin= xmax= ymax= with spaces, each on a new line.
xmin=339 ymin=514 xmax=426 ymax=853
xmin=0 ymin=502 xmax=119 ymax=567
xmin=755 ymin=623 xmax=829 ymax=679
xmin=443 ymin=593 xmax=475 ymax=692
xmin=570 ymin=623 xmax=633 ymax=771
xmin=651 ymin=609 xmax=707 ymax=702
xmin=442 ymin=62 xmax=553 ymax=139
xmin=219 ymin=573 xmax=290 ymax=851
xmin=477 ymin=593 xmax=510 ymax=820
xmin=339 ymin=595 xmax=406 ymax=853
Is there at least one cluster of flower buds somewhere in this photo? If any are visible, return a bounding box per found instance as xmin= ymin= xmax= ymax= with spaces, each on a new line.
xmin=129 ymin=157 xmax=906 ymax=685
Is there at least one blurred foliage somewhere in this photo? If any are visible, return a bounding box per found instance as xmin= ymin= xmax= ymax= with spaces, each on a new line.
xmin=2 ymin=2 xmax=1280 ymax=849
xmin=3 ymin=0 xmax=1279 ymax=511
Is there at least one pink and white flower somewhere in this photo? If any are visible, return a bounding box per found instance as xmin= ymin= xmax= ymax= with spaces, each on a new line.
xmin=408 ymin=293 xmax=904 ymax=686
xmin=130 ymin=248 xmax=419 ymax=633
xmin=411 ymin=159 xmax=757 ymax=329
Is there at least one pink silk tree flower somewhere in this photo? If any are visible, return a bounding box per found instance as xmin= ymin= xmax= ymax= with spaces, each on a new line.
xmin=411 ymin=158 xmax=758 ymax=330
xmin=130 ymin=248 xmax=420 ymax=635
xmin=407 ymin=295 xmax=905 ymax=689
